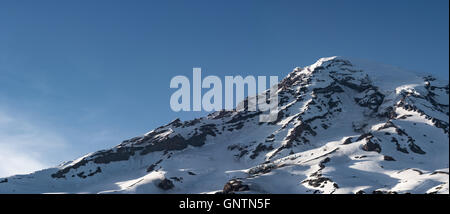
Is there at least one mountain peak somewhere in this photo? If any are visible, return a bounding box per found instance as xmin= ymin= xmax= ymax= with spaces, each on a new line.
xmin=1 ymin=57 xmax=448 ymax=194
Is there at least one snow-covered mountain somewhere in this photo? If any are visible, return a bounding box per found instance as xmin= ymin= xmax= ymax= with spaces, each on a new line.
xmin=1 ymin=56 xmax=448 ymax=194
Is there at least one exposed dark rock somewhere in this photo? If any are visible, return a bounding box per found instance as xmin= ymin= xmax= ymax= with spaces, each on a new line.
xmin=313 ymin=82 xmax=344 ymax=94
xmin=132 ymin=129 xmax=169 ymax=145
xmin=182 ymin=118 xmax=201 ymax=127
xmin=391 ymin=137 xmax=409 ymax=153
xmin=431 ymin=171 xmax=449 ymax=175
xmin=328 ymin=98 xmax=341 ymax=109
xmin=229 ymin=144 xmax=253 ymax=159
xmin=147 ymin=159 xmax=163 ymax=172
xmin=354 ymin=155 xmax=367 ymax=159
xmin=265 ymin=137 xmax=275 ymax=142
xmin=209 ymin=110 xmax=233 ymax=120
xmin=378 ymin=106 xmax=398 ymax=119
xmin=77 ymin=172 xmax=86 ymax=179
xmin=407 ymin=137 xmax=426 ymax=154
xmin=87 ymin=167 xmax=102 ymax=177
xmin=361 ymin=140 xmax=381 ymax=153
xmin=168 ymin=118 xmax=182 ymax=128
xmin=330 ymin=75 xmax=371 ymax=92
xmin=248 ymin=163 xmax=277 ymax=175
xmin=354 ymin=90 xmax=385 ymax=111
xmin=0 ymin=178 xmax=7 ymax=183
xmin=227 ymin=144 xmax=240 ymax=151
xmin=303 ymin=177 xmax=332 ymax=188
xmin=397 ymin=95 xmax=449 ymax=134
xmin=250 ymin=143 xmax=274 ymax=159
xmin=356 ymin=132 xmax=373 ymax=141
xmin=397 ymin=114 xmax=413 ymax=120
xmin=95 ymin=147 xmax=141 ymax=164
xmin=411 ymin=169 xmax=424 ymax=175
xmin=319 ymin=157 xmax=330 ymax=169
xmin=236 ymin=150 xmax=249 ymax=158
xmin=352 ymin=122 xmax=368 ymax=132
xmin=158 ymin=178 xmax=174 ymax=190
xmin=227 ymin=112 xmax=261 ymax=124
xmin=408 ymin=143 xmax=426 ymax=154
xmin=397 ymin=168 xmax=423 ymax=175
xmin=342 ymin=137 xmax=353 ymax=145
xmin=222 ymin=179 xmax=250 ymax=194
xmin=232 ymin=122 xmax=245 ymax=130
xmin=140 ymin=135 xmax=188 ymax=155
xmin=51 ymin=158 xmax=89 ymax=179
xmin=52 ymin=122 xmax=219 ymax=179
xmin=383 ymin=156 xmax=396 ymax=161
xmin=377 ymin=121 xmax=396 ymax=130
xmin=285 ymin=122 xmax=316 ymax=147
xmin=170 ymin=177 xmax=183 ymax=182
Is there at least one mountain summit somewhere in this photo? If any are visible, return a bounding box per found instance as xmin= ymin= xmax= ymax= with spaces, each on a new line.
xmin=1 ymin=57 xmax=448 ymax=194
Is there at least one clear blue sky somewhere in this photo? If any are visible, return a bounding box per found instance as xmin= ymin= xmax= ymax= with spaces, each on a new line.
xmin=0 ymin=0 xmax=448 ymax=176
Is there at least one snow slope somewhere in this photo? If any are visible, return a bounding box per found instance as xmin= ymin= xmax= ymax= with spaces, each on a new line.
xmin=1 ymin=57 xmax=448 ymax=194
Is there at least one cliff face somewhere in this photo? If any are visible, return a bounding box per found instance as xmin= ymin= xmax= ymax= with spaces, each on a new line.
xmin=1 ymin=57 xmax=448 ymax=194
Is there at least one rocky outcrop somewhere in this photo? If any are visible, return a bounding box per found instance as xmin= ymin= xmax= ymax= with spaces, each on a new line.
xmin=158 ymin=178 xmax=174 ymax=190
xmin=221 ymin=179 xmax=250 ymax=194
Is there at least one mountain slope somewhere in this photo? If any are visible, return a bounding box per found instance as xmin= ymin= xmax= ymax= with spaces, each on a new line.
xmin=1 ymin=56 xmax=448 ymax=194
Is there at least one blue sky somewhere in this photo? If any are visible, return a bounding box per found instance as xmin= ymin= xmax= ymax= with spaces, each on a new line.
xmin=0 ymin=0 xmax=448 ymax=176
